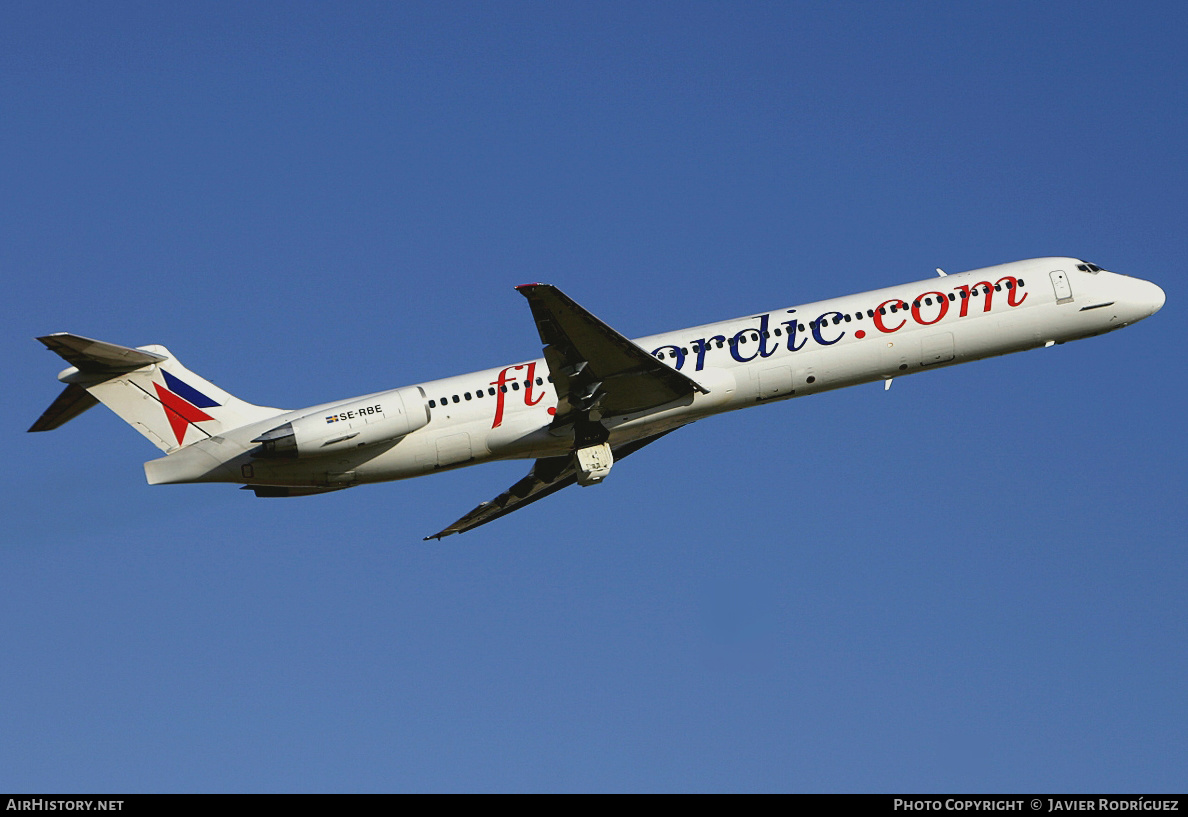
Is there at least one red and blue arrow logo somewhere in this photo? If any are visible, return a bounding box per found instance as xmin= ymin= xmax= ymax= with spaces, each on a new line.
xmin=152 ymin=371 xmax=219 ymax=445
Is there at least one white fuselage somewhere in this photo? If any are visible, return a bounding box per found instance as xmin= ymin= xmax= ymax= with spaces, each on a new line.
xmin=144 ymin=258 xmax=1165 ymax=489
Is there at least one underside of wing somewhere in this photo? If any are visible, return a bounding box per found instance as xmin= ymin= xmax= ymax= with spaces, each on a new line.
xmin=424 ymin=428 xmax=680 ymax=540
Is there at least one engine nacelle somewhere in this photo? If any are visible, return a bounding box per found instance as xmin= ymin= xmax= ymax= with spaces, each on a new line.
xmin=252 ymin=387 xmax=429 ymax=459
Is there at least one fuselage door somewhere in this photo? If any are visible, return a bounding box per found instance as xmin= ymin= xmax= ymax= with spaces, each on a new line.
xmin=757 ymin=366 xmax=794 ymax=400
xmin=1050 ymin=269 xmax=1074 ymax=304
xmin=921 ymin=332 xmax=955 ymax=366
xmin=436 ymin=432 xmax=473 ymax=467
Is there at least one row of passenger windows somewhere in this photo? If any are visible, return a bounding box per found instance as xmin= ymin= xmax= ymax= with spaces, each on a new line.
xmin=428 ymin=376 xmax=551 ymax=409
xmin=653 ymin=279 xmax=1025 ymax=359
xmin=427 ymin=278 xmax=1031 ymax=401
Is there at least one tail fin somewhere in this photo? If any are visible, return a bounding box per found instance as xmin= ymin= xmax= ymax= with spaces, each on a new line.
xmin=30 ymin=333 xmax=286 ymax=453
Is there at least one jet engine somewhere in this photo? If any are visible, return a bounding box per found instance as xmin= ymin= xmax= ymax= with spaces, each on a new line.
xmin=252 ymin=387 xmax=428 ymax=459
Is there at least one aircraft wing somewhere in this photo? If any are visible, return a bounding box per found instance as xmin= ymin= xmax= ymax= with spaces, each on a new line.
xmin=515 ymin=284 xmax=708 ymax=422
xmin=424 ymin=428 xmax=680 ymax=540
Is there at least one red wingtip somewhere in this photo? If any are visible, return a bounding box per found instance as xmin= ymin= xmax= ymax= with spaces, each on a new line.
xmin=515 ymin=282 xmax=547 ymax=291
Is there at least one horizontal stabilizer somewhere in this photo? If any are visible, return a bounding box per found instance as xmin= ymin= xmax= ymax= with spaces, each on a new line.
xmin=37 ymin=333 xmax=167 ymax=373
xmin=28 ymin=383 xmax=100 ymax=432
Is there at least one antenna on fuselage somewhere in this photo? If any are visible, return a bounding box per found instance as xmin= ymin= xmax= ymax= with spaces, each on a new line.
xmin=935 ymin=267 xmax=947 ymax=277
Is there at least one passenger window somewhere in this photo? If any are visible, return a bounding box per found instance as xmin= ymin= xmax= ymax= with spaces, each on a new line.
xmin=464 ymin=392 xmax=472 ymax=400
xmin=452 ymin=395 xmax=459 ymax=404
xmin=512 ymin=382 xmax=520 ymax=390
xmin=429 ymin=399 xmax=436 ymax=408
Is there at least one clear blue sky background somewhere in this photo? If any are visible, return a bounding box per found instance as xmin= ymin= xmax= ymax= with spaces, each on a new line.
xmin=3 ymin=1 xmax=1185 ymax=793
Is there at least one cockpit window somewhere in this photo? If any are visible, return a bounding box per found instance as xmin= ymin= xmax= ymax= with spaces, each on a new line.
xmin=1077 ymin=262 xmax=1103 ymax=273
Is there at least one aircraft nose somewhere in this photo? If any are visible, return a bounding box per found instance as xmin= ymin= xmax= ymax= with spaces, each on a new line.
xmin=1117 ymin=275 xmax=1165 ymax=320
xmin=1145 ymin=280 xmax=1166 ymax=316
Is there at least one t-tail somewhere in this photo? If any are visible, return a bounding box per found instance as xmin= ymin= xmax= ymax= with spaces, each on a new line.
xmin=29 ymin=333 xmax=285 ymax=452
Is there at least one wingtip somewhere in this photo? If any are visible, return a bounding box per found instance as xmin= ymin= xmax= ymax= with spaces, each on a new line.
xmin=515 ymin=282 xmax=549 ymax=292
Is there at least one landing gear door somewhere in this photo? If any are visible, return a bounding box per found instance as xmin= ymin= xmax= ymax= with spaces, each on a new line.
xmin=1050 ymin=269 xmax=1074 ymax=304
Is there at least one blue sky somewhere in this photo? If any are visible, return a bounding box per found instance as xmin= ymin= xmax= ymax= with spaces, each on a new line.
xmin=3 ymin=1 xmax=1185 ymax=792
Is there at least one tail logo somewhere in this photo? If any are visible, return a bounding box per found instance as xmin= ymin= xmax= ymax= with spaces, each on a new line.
xmin=152 ymin=371 xmax=220 ymax=445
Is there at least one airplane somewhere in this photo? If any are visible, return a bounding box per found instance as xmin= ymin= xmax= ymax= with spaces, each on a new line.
xmin=30 ymin=257 xmax=1164 ymax=540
